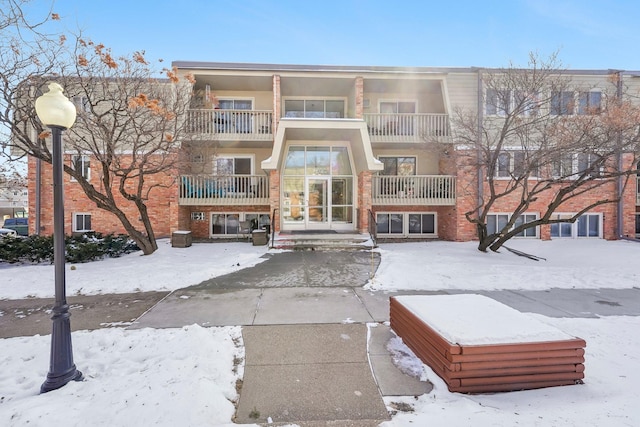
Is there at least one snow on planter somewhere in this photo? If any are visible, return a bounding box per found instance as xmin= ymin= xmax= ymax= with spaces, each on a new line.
xmin=390 ymin=294 xmax=586 ymax=393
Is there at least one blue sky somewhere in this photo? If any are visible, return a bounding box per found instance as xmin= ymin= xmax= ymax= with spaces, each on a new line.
xmin=22 ymin=0 xmax=640 ymax=70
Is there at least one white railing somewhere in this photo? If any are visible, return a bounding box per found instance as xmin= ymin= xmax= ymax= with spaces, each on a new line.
xmin=179 ymin=174 xmax=269 ymax=206
xmin=372 ymin=175 xmax=456 ymax=205
xmin=186 ymin=109 xmax=273 ymax=140
xmin=364 ymin=113 xmax=450 ymax=142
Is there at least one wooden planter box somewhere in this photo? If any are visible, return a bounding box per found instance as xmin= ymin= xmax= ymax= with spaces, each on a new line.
xmin=390 ymin=295 xmax=586 ymax=394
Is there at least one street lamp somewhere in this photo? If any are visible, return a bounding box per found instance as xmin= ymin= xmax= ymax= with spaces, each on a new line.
xmin=35 ymin=82 xmax=83 ymax=393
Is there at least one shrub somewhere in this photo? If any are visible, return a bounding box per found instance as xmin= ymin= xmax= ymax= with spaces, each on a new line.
xmin=0 ymin=233 xmax=139 ymax=264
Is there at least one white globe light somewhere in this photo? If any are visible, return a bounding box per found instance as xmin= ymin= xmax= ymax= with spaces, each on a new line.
xmin=35 ymin=82 xmax=77 ymax=129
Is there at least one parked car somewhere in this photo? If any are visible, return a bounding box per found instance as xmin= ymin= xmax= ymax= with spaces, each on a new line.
xmin=0 ymin=228 xmax=18 ymax=238
xmin=2 ymin=218 xmax=28 ymax=236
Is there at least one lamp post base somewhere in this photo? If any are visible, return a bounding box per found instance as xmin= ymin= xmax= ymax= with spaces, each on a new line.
xmin=40 ymin=304 xmax=84 ymax=393
xmin=41 ymin=366 xmax=83 ymax=393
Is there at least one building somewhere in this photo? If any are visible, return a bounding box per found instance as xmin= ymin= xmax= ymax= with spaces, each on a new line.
xmin=27 ymin=62 xmax=640 ymax=243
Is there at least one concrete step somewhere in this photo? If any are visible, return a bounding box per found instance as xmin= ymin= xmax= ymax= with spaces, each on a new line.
xmin=271 ymin=232 xmax=376 ymax=251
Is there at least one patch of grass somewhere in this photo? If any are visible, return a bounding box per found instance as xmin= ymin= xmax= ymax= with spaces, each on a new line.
xmin=248 ymin=407 xmax=260 ymax=419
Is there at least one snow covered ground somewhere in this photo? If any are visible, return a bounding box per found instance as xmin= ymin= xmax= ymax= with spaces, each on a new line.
xmin=1 ymin=239 xmax=639 ymax=426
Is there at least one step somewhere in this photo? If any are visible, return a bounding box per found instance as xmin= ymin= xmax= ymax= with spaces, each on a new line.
xmin=271 ymin=232 xmax=376 ymax=251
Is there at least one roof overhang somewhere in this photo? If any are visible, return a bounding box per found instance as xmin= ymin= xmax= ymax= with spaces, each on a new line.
xmin=261 ymin=118 xmax=383 ymax=173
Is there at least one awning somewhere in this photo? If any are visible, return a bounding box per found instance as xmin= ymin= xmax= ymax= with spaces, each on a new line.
xmin=261 ymin=118 xmax=383 ymax=173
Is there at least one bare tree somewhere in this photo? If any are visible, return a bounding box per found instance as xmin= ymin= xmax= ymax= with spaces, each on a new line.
xmin=1 ymin=1 xmax=195 ymax=254
xmin=452 ymin=53 xmax=640 ymax=252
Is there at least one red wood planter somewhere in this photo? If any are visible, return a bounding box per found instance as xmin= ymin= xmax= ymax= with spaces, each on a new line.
xmin=390 ymin=295 xmax=586 ymax=394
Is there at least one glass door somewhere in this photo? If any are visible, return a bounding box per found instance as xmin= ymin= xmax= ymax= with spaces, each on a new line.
xmin=306 ymin=177 xmax=330 ymax=228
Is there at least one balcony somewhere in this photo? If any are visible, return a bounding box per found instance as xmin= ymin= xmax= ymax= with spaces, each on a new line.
xmin=372 ymin=175 xmax=456 ymax=206
xmin=186 ymin=109 xmax=273 ymax=140
xmin=179 ymin=174 xmax=270 ymax=206
xmin=364 ymin=113 xmax=450 ymax=143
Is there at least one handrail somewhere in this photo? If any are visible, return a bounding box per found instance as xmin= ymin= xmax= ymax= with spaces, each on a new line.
xmin=270 ymin=208 xmax=278 ymax=249
xmin=368 ymin=209 xmax=377 ymax=247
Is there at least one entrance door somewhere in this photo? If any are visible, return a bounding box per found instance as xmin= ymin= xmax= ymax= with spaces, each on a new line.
xmin=306 ymin=177 xmax=330 ymax=229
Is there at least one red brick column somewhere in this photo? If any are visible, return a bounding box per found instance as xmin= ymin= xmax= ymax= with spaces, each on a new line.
xmin=358 ymin=171 xmax=372 ymax=232
xmin=269 ymin=169 xmax=280 ymax=231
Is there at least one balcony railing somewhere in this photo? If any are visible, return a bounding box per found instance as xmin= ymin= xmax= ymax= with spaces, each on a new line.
xmin=186 ymin=109 xmax=273 ymax=140
xmin=372 ymin=175 xmax=456 ymax=205
xmin=179 ymin=174 xmax=269 ymax=206
xmin=364 ymin=113 xmax=450 ymax=142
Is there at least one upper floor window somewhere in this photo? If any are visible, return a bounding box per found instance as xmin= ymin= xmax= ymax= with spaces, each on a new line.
xmin=218 ymin=99 xmax=252 ymax=110
xmin=72 ymin=155 xmax=90 ymax=180
xmin=551 ymin=91 xmax=575 ymax=115
xmin=551 ymin=91 xmax=601 ymax=115
xmin=379 ymin=157 xmax=416 ymax=176
xmin=495 ymin=151 xmax=537 ymax=178
xmin=486 ymin=89 xmax=539 ymax=116
xmin=214 ymin=156 xmax=252 ymax=175
xmin=72 ymin=96 xmax=90 ymax=113
xmin=578 ymin=91 xmax=602 ymax=115
xmin=552 ymin=153 xmax=602 ymax=178
xmin=284 ymin=99 xmax=345 ymax=118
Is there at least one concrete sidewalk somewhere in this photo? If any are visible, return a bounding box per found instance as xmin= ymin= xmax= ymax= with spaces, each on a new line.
xmin=128 ymin=250 xmax=640 ymax=425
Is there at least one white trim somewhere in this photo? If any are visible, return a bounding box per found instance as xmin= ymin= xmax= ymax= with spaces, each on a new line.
xmin=375 ymin=211 xmax=438 ymax=237
xmin=72 ymin=212 xmax=92 ymax=232
xmin=549 ymin=212 xmax=603 ymax=239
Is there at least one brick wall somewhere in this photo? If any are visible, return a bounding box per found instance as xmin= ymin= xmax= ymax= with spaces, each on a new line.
xmin=28 ymin=154 xmax=177 ymax=237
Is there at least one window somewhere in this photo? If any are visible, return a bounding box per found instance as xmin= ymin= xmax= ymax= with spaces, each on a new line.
xmin=635 ymin=214 xmax=640 ymax=236
xmin=550 ymin=213 xmax=601 ymax=238
xmin=552 ymin=153 xmax=602 ymax=178
xmin=73 ymin=213 xmax=92 ymax=232
xmin=551 ymin=91 xmax=574 ymax=115
xmin=497 ymin=152 xmax=511 ymax=177
xmin=578 ymin=91 xmax=601 ymax=115
xmin=214 ymin=156 xmax=251 ymax=175
xmin=486 ymin=90 xmax=538 ymax=117
xmin=552 ymin=154 xmax=574 ymax=178
xmin=495 ymin=151 xmax=537 ymax=178
xmin=551 ymin=91 xmax=602 ymax=116
xmin=72 ymin=155 xmax=90 ymax=180
xmin=284 ymin=99 xmax=345 ymax=118
xmin=72 ymin=96 xmax=90 ymax=113
xmin=379 ymin=157 xmax=416 ymax=176
xmin=485 ymin=89 xmax=510 ymax=116
xmin=577 ymin=153 xmax=602 ymax=177
xmin=487 ymin=213 xmax=538 ymax=238
xmin=211 ymin=213 xmax=269 ymax=236
xmin=376 ymin=212 xmax=437 ymax=237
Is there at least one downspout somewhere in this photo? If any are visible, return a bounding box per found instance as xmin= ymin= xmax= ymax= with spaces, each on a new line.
xmin=476 ymin=68 xmax=484 ymax=218
xmin=616 ymin=71 xmax=624 ymax=238
xmin=35 ymin=157 xmax=41 ymax=235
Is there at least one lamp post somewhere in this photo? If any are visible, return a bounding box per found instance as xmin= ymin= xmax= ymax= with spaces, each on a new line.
xmin=35 ymin=82 xmax=83 ymax=393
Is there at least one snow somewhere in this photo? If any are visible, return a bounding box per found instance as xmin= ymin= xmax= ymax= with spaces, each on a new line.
xmin=1 ymin=238 xmax=640 ymax=426
xmin=393 ymin=294 xmax=574 ymax=345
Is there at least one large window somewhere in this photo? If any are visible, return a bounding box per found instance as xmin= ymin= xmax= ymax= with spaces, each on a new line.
xmin=284 ymin=99 xmax=345 ymax=118
xmin=486 ymin=213 xmax=538 ymax=238
xmin=376 ymin=212 xmax=436 ymax=237
xmin=73 ymin=213 xmax=92 ymax=232
xmin=216 ymin=99 xmax=253 ymax=133
xmin=210 ymin=213 xmax=270 ymax=237
xmin=550 ymin=213 xmax=602 ymax=238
